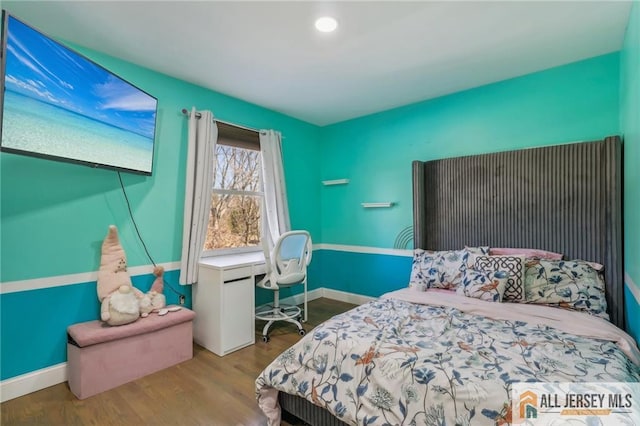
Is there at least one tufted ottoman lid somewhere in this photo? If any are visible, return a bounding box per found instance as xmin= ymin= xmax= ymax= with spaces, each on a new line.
xmin=68 ymin=306 xmax=195 ymax=348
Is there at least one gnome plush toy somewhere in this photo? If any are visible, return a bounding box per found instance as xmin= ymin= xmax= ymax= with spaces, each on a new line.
xmin=97 ymin=225 xmax=143 ymax=326
xmin=140 ymin=266 xmax=167 ymax=318
xmin=149 ymin=266 xmax=167 ymax=310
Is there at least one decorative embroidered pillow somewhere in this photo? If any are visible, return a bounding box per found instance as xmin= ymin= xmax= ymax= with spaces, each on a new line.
xmin=456 ymin=269 xmax=509 ymax=302
xmin=524 ymin=258 xmax=609 ymax=320
xmin=489 ymin=247 xmax=563 ymax=260
xmin=474 ymin=255 xmax=526 ymax=302
xmin=409 ymin=247 xmax=488 ymax=290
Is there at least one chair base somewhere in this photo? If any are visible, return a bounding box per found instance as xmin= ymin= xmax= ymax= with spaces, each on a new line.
xmin=255 ymin=304 xmax=305 ymax=341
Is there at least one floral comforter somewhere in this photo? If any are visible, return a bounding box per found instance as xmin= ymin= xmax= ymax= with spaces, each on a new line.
xmin=256 ymin=289 xmax=640 ymax=426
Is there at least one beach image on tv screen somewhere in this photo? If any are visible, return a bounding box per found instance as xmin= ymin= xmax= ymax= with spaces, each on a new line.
xmin=1 ymin=15 xmax=157 ymax=174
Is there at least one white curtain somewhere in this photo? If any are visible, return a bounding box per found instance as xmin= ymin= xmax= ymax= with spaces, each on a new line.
xmin=260 ymin=130 xmax=291 ymax=251
xmin=179 ymin=108 xmax=218 ymax=285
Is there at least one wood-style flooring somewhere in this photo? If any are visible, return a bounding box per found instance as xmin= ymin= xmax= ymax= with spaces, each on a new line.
xmin=1 ymin=298 xmax=357 ymax=426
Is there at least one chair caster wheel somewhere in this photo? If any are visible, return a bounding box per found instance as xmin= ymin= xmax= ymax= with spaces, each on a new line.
xmin=298 ymin=329 xmax=306 ymax=336
xmin=262 ymin=335 xmax=270 ymax=343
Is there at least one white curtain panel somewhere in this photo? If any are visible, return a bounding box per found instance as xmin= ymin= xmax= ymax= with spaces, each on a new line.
xmin=179 ymin=108 xmax=218 ymax=285
xmin=260 ymin=130 xmax=291 ymax=251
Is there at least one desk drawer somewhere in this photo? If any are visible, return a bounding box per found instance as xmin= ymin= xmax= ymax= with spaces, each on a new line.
xmin=221 ymin=266 xmax=252 ymax=282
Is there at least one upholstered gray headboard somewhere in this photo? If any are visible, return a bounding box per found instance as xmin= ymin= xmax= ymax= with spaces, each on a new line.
xmin=412 ymin=136 xmax=624 ymax=330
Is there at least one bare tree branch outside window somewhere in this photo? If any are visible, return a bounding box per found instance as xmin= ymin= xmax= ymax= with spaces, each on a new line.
xmin=204 ymin=145 xmax=262 ymax=250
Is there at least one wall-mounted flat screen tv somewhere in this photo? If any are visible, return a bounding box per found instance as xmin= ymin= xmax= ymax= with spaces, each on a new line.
xmin=0 ymin=10 xmax=158 ymax=175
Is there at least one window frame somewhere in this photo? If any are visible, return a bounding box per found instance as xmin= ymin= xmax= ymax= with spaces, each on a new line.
xmin=200 ymin=122 xmax=263 ymax=258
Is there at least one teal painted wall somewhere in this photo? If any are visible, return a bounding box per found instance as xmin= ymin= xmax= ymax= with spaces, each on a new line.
xmin=1 ymin=47 xmax=322 ymax=282
xmin=0 ymin=26 xmax=635 ymax=383
xmin=621 ymin=1 xmax=640 ymax=341
xmin=0 ymin=269 xmax=186 ymax=379
xmin=0 ymin=45 xmax=321 ymax=379
xmin=319 ymin=53 xmax=620 ymax=248
xmin=626 ymin=286 xmax=640 ymax=345
xmin=316 ymin=53 xmax=622 ymax=300
xmin=318 ymin=250 xmax=412 ymax=296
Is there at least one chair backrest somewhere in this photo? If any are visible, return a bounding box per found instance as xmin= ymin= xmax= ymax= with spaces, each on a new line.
xmin=265 ymin=230 xmax=312 ymax=286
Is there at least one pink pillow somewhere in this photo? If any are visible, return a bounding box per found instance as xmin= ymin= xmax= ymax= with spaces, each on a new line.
xmin=489 ymin=247 xmax=563 ymax=260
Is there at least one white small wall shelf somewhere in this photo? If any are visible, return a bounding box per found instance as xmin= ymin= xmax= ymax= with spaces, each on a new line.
xmin=322 ymin=179 xmax=350 ymax=186
xmin=361 ymin=202 xmax=394 ymax=208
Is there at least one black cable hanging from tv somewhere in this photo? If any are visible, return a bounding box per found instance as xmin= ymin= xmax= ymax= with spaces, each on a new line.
xmin=117 ymin=171 xmax=184 ymax=298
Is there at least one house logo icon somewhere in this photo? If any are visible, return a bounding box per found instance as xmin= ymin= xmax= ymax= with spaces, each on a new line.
xmin=520 ymin=390 xmax=538 ymax=419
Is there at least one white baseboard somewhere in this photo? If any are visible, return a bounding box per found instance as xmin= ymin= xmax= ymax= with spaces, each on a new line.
xmin=277 ymin=288 xmax=323 ymax=306
xmin=1 ymin=362 xmax=67 ymax=403
xmin=276 ymin=287 xmax=374 ymax=307
xmin=1 ymin=287 xmax=372 ymax=402
xmin=321 ymin=288 xmax=376 ymax=305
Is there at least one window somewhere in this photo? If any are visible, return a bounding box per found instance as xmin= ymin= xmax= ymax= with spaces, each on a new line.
xmin=202 ymin=122 xmax=262 ymax=255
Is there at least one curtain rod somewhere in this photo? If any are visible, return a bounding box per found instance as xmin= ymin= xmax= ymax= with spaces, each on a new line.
xmin=181 ymin=108 xmax=261 ymax=133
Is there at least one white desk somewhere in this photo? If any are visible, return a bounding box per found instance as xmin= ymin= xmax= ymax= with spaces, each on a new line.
xmin=198 ymin=251 xmax=266 ymax=274
xmin=193 ymin=252 xmax=266 ymax=356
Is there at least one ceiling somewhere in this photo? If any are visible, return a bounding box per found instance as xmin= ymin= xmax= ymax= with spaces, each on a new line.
xmin=2 ymin=1 xmax=633 ymax=126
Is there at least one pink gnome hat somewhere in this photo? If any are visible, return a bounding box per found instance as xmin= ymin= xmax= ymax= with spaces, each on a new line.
xmin=97 ymin=225 xmax=132 ymax=301
xmin=151 ymin=266 xmax=164 ymax=293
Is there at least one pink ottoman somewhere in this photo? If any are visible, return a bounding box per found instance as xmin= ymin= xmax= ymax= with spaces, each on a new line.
xmin=67 ymin=307 xmax=195 ymax=399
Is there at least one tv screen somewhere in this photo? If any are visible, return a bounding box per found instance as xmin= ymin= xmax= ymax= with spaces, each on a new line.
xmin=0 ymin=10 xmax=158 ymax=175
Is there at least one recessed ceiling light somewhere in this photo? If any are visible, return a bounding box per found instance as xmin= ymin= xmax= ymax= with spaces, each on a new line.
xmin=315 ymin=16 xmax=338 ymax=33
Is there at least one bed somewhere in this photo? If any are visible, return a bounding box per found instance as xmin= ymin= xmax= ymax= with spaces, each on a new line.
xmin=256 ymin=136 xmax=640 ymax=425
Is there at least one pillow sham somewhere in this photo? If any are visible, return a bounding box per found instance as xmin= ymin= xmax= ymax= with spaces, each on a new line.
xmin=456 ymin=269 xmax=509 ymax=302
xmin=474 ymin=255 xmax=526 ymax=302
xmin=408 ymin=249 xmax=431 ymax=291
xmin=489 ymin=247 xmax=563 ymax=260
xmin=408 ymin=247 xmax=488 ymax=291
xmin=465 ymin=246 xmax=490 ymax=256
xmin=524 ymin=258 xmax=609 ymax=320
xmin=465 ymin=245 xmax=490 ymax=268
